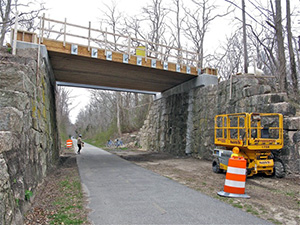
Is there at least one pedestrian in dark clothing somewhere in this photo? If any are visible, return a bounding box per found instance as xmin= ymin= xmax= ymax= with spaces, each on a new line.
xmin=77 ymin=134 xmax=83 ymax=154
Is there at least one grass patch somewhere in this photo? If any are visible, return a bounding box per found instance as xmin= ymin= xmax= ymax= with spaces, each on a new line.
xmin=285 ymin=191 xmax=297 ymax=197
xmin=245 ymin=204 xmax=259 ymax=215
xmin=85 ymin=123 xmax=118 ymax=148
xmin=267 ymin=218 xmax=282 ymax=224
xmin=270 ymin=189 xmax=298 ymax=198
xmin=227 ymin=199 xmax=234 ymax=204
xmin=195 ymin=187 xmax=203 ymax=192
xmin=232 ymin=203 xmax=243 ymax=209
xmin=48 ymin=173 xmax=88 ymax=224
xmin=186 ymin=178 xmax=195 ymax=183
xmin=24 ymin=154 xmax=90 ymax=224
xmin=49 ymin=213 xmax=84 ymax=225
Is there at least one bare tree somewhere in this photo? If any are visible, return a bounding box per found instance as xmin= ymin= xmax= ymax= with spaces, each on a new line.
xmin=167 ymin=0 xmax=186 ymax=63
xmin=223 ymin=0 xmax=300 ymax=94
xmin=0 ymin=0 xmax=45 ymax=46
xmin=207 ymin=31 xmax=244 ymax=80
xmin=183 ymin=0 xmax=232 ymax=69
xmin=0 ymin=0 xmax=12 ymax=46
xmin=142 ymin=0 xmax=170 ymax=57
xmin=286 ymin=0 xmax=299 ymax=96
xmin=116 ymin=92 xmax=122 ymax=136
xmin=124 ymin=17 xmax=146 ymax=46
xmin=99 ymin=0 xmax=123 ymax=51
xmin=274 ymin=0 xmax=287 ymax=92
xmin=56 ymin=87 xmax=75 ymax=140
xmin=75 ymin=89 xmax=152 ymax=142
xmin=242 ymin=0 xmax=248 ymax=73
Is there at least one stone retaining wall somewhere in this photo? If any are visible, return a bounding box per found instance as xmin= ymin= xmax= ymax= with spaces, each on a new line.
xmin=0 ymin=49 xmax=59 ymax=224
xmin=139 ymin=75 xmax=300 ymax=174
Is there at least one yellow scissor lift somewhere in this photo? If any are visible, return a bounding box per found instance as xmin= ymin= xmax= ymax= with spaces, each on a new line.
xmin=212 ymin=113 xmax=285 ymax=177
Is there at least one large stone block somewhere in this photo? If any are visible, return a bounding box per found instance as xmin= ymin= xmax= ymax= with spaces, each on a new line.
xmin=0 ymin=107 xmax=23 ymax=132
xmin=293 ymin=131 xmax=300 ymax=144
xmin=282 ymin=131 xmax=300 ymax=172
xmin=283 ymin=117 xmax=300 ymax=130
xmin=0 ymin=65 xmax=25 ymax=91
xmin=270 ymin=93 xmax=287 ymax=103
xmin=0 ymin=131 xmax=15 ymax=153
xmin=0 ymin=90 xmax=29 ymax=111
xmin=0 ymin=155 xmax=10 ymax=186
xmin=242 ymin=85 xmax=271 ymax=98
xmin=271 ymin=102 xmax=296 ymax=116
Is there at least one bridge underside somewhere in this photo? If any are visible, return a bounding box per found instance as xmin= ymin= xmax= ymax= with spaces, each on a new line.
xmin=49 ymin=51 xmax=196 ymax=93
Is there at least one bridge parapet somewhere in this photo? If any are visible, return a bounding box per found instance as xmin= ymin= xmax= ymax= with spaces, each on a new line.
xmin=39 ymin=16 xmax=199 ymax=73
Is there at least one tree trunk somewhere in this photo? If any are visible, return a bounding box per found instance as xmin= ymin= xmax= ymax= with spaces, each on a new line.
xmin=294 ymin=37 xmax=300 ymax=75
xmin=0 ymin=0 xmax=12 ymax=46
xmin=175 ymin=0 xmax=181 ymax=63
xmin=134 ymin=93 xmax=139 ymax=106
xmin=242 ymin=0 xmax=248 ymax=74
xmin=286 ymin=0 xmax=298 ymax=95
xmin=116 ymin=92 xmax=122 ymax=136
xmin=275 ymin=0 xmax=287 ymax=92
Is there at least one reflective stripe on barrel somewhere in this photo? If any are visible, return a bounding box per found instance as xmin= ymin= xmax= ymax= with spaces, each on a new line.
xmin=66 ymin=139 xmax=73 ymax=148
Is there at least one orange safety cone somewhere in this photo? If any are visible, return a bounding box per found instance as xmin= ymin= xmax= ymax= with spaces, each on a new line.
xmin=218 ymin=155 xmax=250 ymax=198
xmin=66 ymin=139 xmax=73 ymax=148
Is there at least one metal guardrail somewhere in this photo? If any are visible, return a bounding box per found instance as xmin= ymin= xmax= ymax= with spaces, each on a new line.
xmin=38 ymin=14 xmax=201 ymax=69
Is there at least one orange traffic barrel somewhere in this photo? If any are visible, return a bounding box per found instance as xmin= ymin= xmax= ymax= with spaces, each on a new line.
xmin=66 ymin=139 xmax=73 ymax=148
xmin=218 ymin=156 xmax=250 ymax=198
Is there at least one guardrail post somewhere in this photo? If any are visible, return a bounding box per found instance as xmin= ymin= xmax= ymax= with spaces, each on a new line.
xmin=104 ymin=27 xmax=107 ymax=56
xmin=12 ymin=11 xmax=18 ymax=55
xmin=88 ymin=21 xmax=91 ymax=51
xmin=161 ymin=43 xmax=163 ymax=62
xmin=186 ymin=48 xmax=188 ymax=66
xmin=127 ymin=35 xmax=131 ymax=59
xmin=180 ymin=49 xmax=183 ymax=68
xmin=63 ymin=18 xmax=66 ymax=47
xmin=37 ymin=13 xmax=42 ymax=70
xmin=145 ymin=43 xmax=148 ymax=62
xmin=41 ymin=13 xmax=45 ymax=43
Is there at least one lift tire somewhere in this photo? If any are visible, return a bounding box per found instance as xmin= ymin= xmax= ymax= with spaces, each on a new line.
xmin=274 ymin=160 xmax=285 ymax=178
xmin=212 ymin=159 xmax=222 ymax=173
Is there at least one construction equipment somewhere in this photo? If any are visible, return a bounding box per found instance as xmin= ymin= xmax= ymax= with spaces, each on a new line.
xmin=212 ymin=113 xmax=285 ymax=177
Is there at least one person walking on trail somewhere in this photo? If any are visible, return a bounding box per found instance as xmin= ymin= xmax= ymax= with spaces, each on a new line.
xmin=77 ymin=134 xmax=83 ymax=154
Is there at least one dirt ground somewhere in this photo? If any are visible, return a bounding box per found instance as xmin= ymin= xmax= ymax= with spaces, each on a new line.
xmin=106 ymin=148 xmax=300 ymax=225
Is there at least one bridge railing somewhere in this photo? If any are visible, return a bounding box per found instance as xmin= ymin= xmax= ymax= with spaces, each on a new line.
xmin=38 ymin=15 xmax=201 ymax=69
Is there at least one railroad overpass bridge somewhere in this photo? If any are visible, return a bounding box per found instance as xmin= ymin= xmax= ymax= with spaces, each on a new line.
xmin=13 ymin=16 xmax=217 ymax=95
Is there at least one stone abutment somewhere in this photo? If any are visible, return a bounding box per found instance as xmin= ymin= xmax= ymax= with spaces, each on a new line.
xmin=0 ymin=48 xmax=60 ymax=225
xmin=139 ymin=75 xmax=300 ymax=174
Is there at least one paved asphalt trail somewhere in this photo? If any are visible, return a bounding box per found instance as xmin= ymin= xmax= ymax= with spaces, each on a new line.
xmin=76 ymin=143 xmax=272 ymax=225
